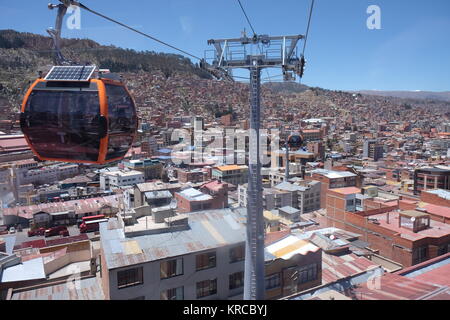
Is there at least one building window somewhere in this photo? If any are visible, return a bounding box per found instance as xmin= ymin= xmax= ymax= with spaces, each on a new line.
xmin=117 ymin=267 xmax=143 ymax=289
xmin=438 ymin=244 xmax=448 ymax=256
xmin=160 ymin=258 xmax=183 ymax=279
xmin=229 ymin=244 xmax=245 ymax=263
xmin=298 ymin=264 xmax=318 ymax=284
xmin=265 ymin=273 xmax=281 ymax=290
xmin=229 ymin=271 xmax=244 ymax=290
xmin=196 ymin=279 xmax=217 ymax=298
xmin=160 ymin=286 xmax=184 ymax=300
xmin=196 ymin=251 xmax=216 ymax=271
xmin=413 ymin=246 xmax=428 ymax=264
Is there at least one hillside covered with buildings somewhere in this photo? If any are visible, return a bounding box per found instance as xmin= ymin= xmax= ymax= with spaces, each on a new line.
xmin=1 ymin=28 xmax=450 ymax=302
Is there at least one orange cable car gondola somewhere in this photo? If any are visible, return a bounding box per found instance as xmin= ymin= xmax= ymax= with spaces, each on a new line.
xmin=20 ymin=66 xmax=137 ymax=164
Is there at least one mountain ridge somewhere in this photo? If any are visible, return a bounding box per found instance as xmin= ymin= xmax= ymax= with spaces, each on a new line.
xmin=356 ymin=90 xmax=450 ymax=102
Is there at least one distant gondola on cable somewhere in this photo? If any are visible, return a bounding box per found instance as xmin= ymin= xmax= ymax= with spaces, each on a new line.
xmin=287 ymin=132 xmax=304 ymax=149
xmin=20 ymin=66 xmax=137 ymax=164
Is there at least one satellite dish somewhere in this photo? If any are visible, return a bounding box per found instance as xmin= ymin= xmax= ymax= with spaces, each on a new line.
xmin=411 ymin=217 xmax=416 ymax=222
xmin=329 ymin=235 xmax=336 ymax=240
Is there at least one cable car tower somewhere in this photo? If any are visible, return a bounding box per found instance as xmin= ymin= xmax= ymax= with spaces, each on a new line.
xmin=203 ymin=33 xmax=306 ymax=299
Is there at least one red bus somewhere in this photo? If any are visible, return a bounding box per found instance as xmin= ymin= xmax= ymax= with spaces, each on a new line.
xmin=80 ymin=218 xmax=108 ymax=233
xmin=82 ymin=214 xmax=106 ymax=223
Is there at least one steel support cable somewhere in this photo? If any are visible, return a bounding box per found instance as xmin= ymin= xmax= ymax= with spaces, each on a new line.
xmin=74 ymin=1 xmax=202 ymax=61
xmin=302 ymin=0 xmax=315 ymax=56
xmin=299 ymin=0 xmax=314 ymax=84
xmin=236 ymin=0 xmax=257 ymax=36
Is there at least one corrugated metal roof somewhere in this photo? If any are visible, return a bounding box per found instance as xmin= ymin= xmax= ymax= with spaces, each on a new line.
xmin=10 ymin=276 xmax=105 ymax=300
xmin=100 ymin=208 xmax=246 ymax=269
xmin=274 ymin=182 xmax=306 ymax=192
xmin=145 ymin=190 xmax=173 ymax=199
xmin=312 ymin=169 xmax=356 ymax=178
xmin=1 ymin=257 xmax=46 ymax=283
xmin=279 ymin=206 xmax=300 ymax=215
xmin=286 ymin=266 xmax=385 ymax=300
xmin=427 ymin=189 xmax=450 ymax=200
xmin=321 ymin=252 xmax=379 ymax=284
xmin=352 ymin=273 xmax=450 ymax=300
xmin=3 ymin=195 xmax=120 ymax=220
xmin=265 ymin=235 xmax=319 ymax=260
xmin=400 ymin=255 xmax=450 ymax=287
xmin=178 ymin=188 xmax=212 ymax=201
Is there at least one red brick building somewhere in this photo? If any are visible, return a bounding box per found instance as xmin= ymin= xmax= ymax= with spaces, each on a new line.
xmin=302 ymin=129 xmax=322 ymax=142
xmin=305 ymin=169 xmax=358 ymax=208
xmin=176 ymin=168 xmax=208 ymax=183
xmin=325 ymin=187 xmax=450 ymax=267
xmin=175 ymin=181 xmax=228 ymax=213
xmin=420 ymin=189 xmax=450 ymax=208
xmin=200 ymin=180 xmax=228 ymax=208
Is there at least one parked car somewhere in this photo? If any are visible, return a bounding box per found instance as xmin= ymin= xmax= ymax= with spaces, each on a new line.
xmin=28 ymin=227 xmax=46 ymax=237
xmin=9 ymin=227 xmax=16 ymax=234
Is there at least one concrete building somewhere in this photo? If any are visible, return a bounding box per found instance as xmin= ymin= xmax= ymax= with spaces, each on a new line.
xmin=98 ymin=207 xmax=322 ymax=300
xmin=16 ymin=164 xmax=79 ymax=186
xmin=306 ymin=169 xmax=358 ymax=208
xmin=307 ymin=142 xmax=325 ymax=161
xmin=2 ymin=195 xmax=120 ymax=227
xmin=269 ymin=163 xmax=304 ymax=187
xmin=200 ymin=180 xmax=228 ymax=209
xmin=363 ymin=140 xmax=384 ymax=161
xmin=271 ymin=149 xmax=316 ymax=168
xmin=211 ymin=165 xmax=248 ymax=187
xmin=133 ymin=182 xmax=182 ymax=208
xmin=191 ymin=116 xmax=205 ymax=131
xmin=238 ymin=184 xmax=292 ymax=211
xmin=264 ymin=232 xmax=322 ymax=299
xmin=175 ymin=188 xmax=215 ymax=213
xmin=144 ymin=190 xmax=173 ymax=208
xmin=274 ymin=180 xmax=321 ymax=214
xmin=0 ymin=166 xmax=13 ymax=206
xmin=176 ymin=168 xmax=208 ymax=183
xmin=413 ymin=166 xmax=450 ymax=195
xmin=123 ymin=159 xmax=163 ymax=180
xmin=302 ymin=129 xmax=322 ymax=142
xmin=141 ymin=136 xmax=159 ymax=156
xmin=100 ymin=170 xmax=145 ymax=191
xmin=99 ymin=209 xmax=246 ymax=300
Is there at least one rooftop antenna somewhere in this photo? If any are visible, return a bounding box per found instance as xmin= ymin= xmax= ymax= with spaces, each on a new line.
xmin=203 ymin=33 xmax=306 ymax=300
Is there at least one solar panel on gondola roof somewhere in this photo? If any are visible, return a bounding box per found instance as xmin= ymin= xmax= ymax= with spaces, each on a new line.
xmin=44 ymin=65 xmax=96 ymax=81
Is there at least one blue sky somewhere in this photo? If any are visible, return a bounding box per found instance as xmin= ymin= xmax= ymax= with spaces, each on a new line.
xmin=1 ymin=0 xmax=450 ymax=91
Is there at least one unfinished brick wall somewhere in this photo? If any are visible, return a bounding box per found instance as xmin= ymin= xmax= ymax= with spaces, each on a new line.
xmin=420 ymin=191 xmax=450 ymax=207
